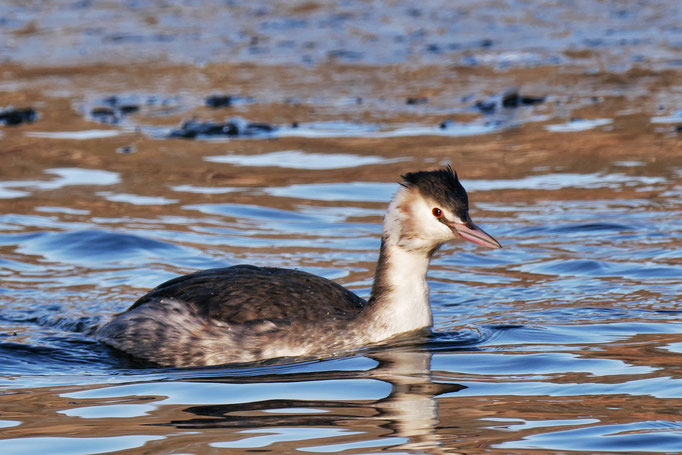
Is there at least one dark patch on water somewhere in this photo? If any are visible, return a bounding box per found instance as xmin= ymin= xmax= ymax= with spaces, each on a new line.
xmin=406 ymin=96 xmax=428 ymax=105
xmin=204 ymin=95 xmax=232 ymax=108
xmin=89 ymin=95 xmax=142 ymax=124
xmin=474 ymin=90 xmax=545 ymax=114
xmin=168 ymin=118 xmax=275 ymax=139
xmin=0 ymin=107 xmax=37 ymax=126
xmin=204 ymin=94 xmax=253 ymax=108
xmin=84 ymin=94 xmax=182 ymax=124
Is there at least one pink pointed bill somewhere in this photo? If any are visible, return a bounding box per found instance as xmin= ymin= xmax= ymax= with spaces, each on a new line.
xmin=452 ymin=222 xmax=501 ymax=249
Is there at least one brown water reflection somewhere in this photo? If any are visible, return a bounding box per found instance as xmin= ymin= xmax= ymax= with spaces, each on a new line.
xmin=1 ymin=336 xmax=681 ymax=453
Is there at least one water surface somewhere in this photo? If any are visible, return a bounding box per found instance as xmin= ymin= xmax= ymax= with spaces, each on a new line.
xmin=1 ymin=1 xmax=681 ymax=453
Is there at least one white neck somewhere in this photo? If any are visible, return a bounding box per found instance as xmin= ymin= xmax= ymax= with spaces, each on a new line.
xmin=362 ymin=187 xmax=436 ymax=343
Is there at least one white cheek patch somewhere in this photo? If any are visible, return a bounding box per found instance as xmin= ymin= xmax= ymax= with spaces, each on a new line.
xmin=424 ymin=202 xmax=457 ymax=237
xmin=386 ymin=188 xmax=459 ymax=253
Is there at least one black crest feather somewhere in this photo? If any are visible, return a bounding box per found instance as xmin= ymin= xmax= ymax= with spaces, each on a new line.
xmin=401 ymin=166 xmax=470 ymax=221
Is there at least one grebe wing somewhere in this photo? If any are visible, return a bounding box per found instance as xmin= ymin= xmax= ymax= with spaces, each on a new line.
xmin=126 ymin=265 xmax=367 ymax=325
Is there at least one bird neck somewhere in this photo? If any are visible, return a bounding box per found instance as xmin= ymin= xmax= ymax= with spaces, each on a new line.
xmin=364 ymin=233 xmax=434 ymax=341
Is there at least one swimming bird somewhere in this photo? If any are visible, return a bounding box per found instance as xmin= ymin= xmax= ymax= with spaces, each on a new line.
xmin=96 ymin=167 xmax=501 ymax=367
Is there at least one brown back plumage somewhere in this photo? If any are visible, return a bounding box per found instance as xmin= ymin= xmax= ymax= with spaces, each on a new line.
xmin=128 ymin=265 xmax=367 ymax=326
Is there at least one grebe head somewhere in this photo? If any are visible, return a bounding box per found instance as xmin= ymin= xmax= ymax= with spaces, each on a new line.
xmin=384 ymin=166 xmax=501 ymax=254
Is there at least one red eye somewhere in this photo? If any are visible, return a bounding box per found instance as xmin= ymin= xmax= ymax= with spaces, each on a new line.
xmin=432 ymin=208 xmax=442 ymax=218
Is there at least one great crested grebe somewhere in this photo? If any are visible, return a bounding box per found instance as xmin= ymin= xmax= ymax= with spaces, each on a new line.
xmin=96 ymin=167 xmax=501 ymax=367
